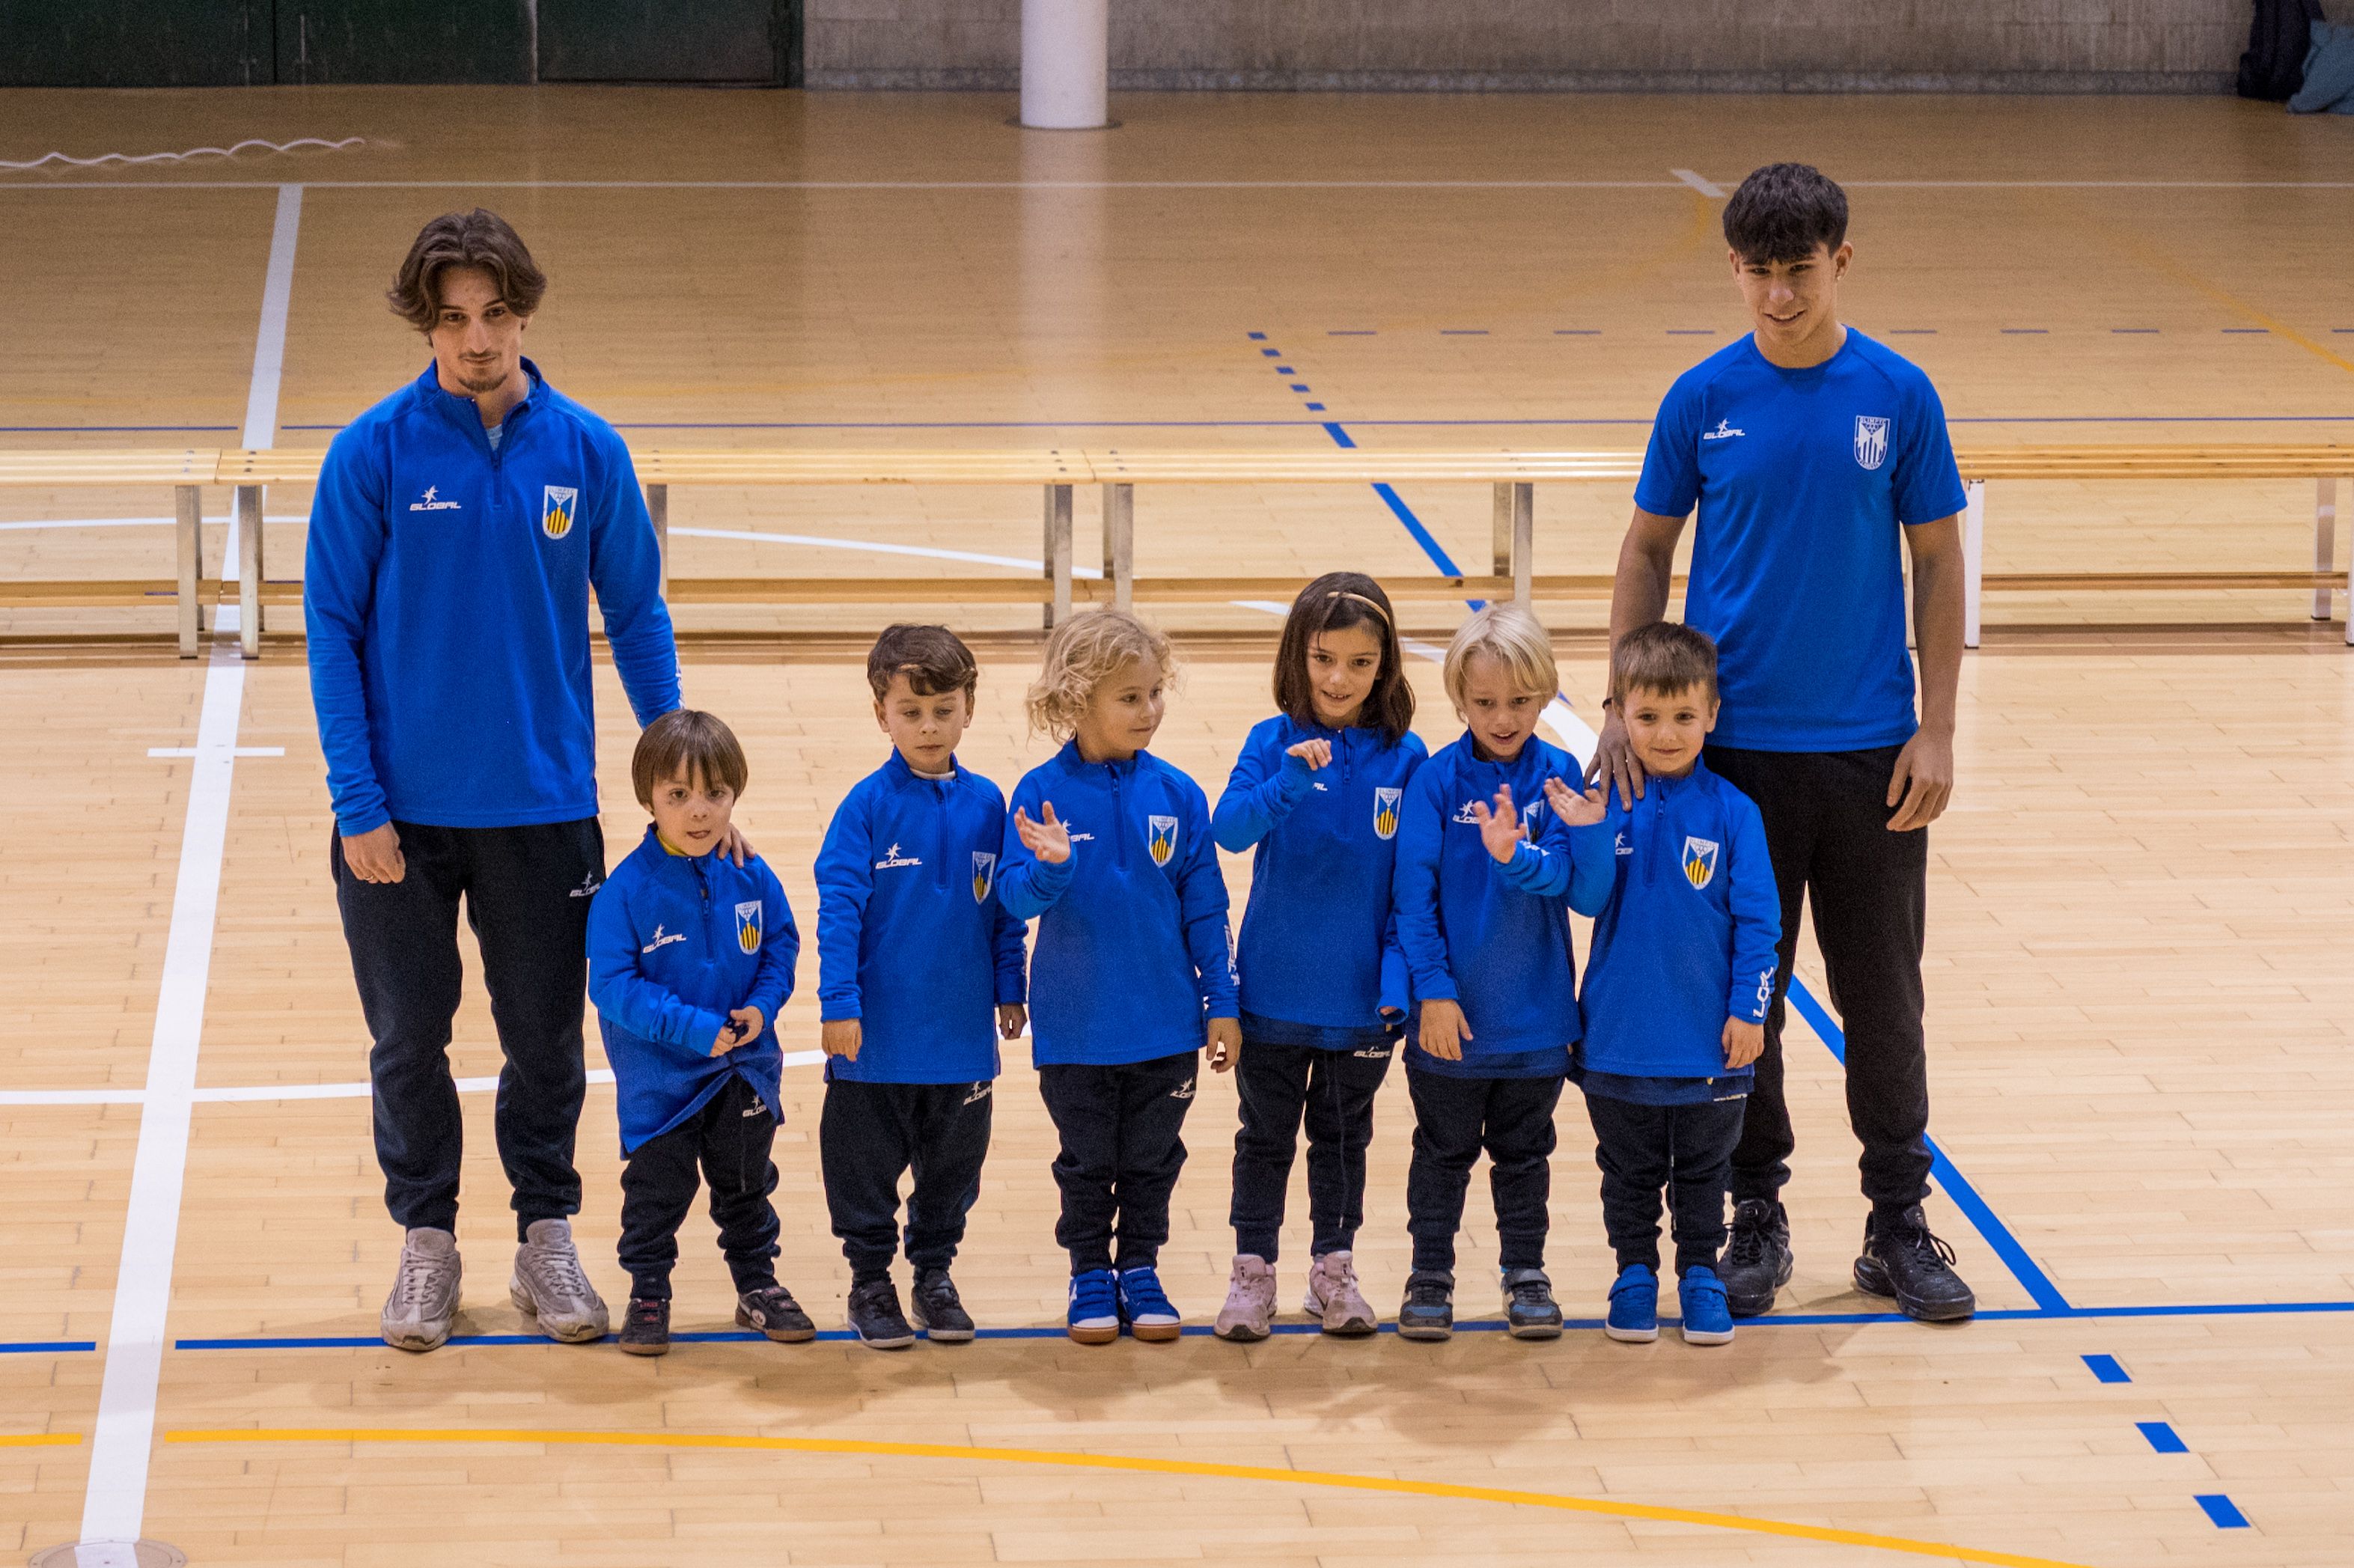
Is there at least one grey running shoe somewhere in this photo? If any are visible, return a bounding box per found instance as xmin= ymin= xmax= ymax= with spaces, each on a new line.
xmin=508 ymin=1218 xmax=610 ymax=1343
xmin=1397 ymin=1269 xmax=1454 ymax=1341
xmin=382 ymin=1226 xmax=462 ymax=1352
xmin=1213 ymin=1254 xmax=1276 ymax=1342
xmin=1302 ymin=1250 xmax=1378 ymax=1336
xmin=1502 ymin=1267 xmax=1564 ymax=1340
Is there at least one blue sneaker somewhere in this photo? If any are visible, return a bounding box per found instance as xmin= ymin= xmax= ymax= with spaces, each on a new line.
xmin=1067 ymin=1269 xmax=1119 ymax=1345
xmin=1605 ymin=1264 xmax=1659 ymax=1343
xmin=1678 ymin=1266 xmax=1734 ymax=1346
xmin=1117 ymin=1266 xmax=1183 ymax=1343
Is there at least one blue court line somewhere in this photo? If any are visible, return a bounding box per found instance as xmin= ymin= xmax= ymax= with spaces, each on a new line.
xmin=1275 ymin=365 xmax=1296 ymax=373
xmin=1885 ymin=329 xmax=1939 ymax=335
xmin=0 ymin=1340 xmax=97 ymax=1355
xmin=2221 ymin=328 xmax=2269 ymax=335
xmin=2136 ymin=1421 xmax=2189 ymax=1453
xmin=1326 ymin=329 xmax=1378 ymax=335
xmin=2193 ymin=1495 xmax=2250 ymax=1528
xmin=1666 ymin=329 xmax=1716 ymax=335
xmin=2083 ymin=1353 xmax=2131 ymax=1383
xmin=153 ymin=1293 xmax=2354 ymax=1354
xmin=1785 ymin=981 xmax=2071 ymax=1313
xmin=1440 ymin=329 xmax=1489 ymax=335
xmin=2112 ymin=328 xmax=2161 ymax=335
xmin=1553 ymin=329 xmax=1601 ymax=335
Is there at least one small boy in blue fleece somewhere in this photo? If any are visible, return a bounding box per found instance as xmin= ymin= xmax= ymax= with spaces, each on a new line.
xmin=814 ymin=624 xmax=1029 ymax=1351
xmin=1391 ymin=603 xmax=1614 ymax=1343
xmin=997 ymin=609 xmax=1241 ymax=1345
xmin=586 ymin=709 xmax=805 ymax=1357
xmin=1543 ymin=622 xmax=1779 ymax=1347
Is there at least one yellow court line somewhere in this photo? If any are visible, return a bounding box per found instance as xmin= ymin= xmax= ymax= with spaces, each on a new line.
xmin=168 ymin=1426 xmax=2101 ymax=1568
xmin=0 ymin=1433 xmax=82 ymax=1447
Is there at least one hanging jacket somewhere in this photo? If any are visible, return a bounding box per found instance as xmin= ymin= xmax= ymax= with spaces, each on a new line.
xmin=997 ymin=741 xmax=1237 ymax=1067
xmin=1213 ymin=715 xmax=1428 ymax=1047
xmin=1522 ymin=759 xmax=1779 ymax=1087
xmin=814 ymin=751 xmax=1028 ymax=1084
xmin=2239 ymin=0 xmax=2325 ymax=100
xmin=588 ymin=826 xmax=798 ymax=1154
xmin=1391 ymin=732 xmax=1614 ymax=1078
xmin=305 ymin=358 xmax=677 ymax=837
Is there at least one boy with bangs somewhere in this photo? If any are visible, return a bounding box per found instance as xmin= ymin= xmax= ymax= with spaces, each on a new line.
xmin=814 ymin=625 xmax=1030 ymax=1349
xmin=1391 ymin=603 xmax=1612 ymax=1343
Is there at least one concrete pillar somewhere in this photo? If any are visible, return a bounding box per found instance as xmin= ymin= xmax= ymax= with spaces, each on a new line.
xmin=1020 ymin=0 xmax=1109 ymax=130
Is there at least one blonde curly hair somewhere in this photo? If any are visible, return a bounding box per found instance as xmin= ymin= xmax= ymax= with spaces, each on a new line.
xmin=1025 ymin=609 xmax=1177 ymax=740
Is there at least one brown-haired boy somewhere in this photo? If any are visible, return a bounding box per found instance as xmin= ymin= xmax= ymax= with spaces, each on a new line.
xmin=586 ymin=708 xmax=809 ymax=1356
xmin=812 ymin=626 xmax=1028 ymax=1349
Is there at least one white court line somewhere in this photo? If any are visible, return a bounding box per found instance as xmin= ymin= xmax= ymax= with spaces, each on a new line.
xmin=671 ymin=525 xmax=1105 ymax=578
xmin=74 ymin=181 xmax=299 ymax=1567
xmin=1670 ymin=168 xmax=1727 ymax=199
xmin=10 ymin=177 xmax=2354 ymax=193
xmin=148 ymin=746 xmax=281 ymax=758
xmin=1 ymin=1054 xmax=833 ymax=1111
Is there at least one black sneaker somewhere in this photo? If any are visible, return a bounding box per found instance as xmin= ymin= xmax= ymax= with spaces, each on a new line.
xmin=1720 ymin=1198 xmax=1793 ymax=1317
xmin=847 ymin=1275 xmax=918 ymax=1349
xmin=1501 ymin=1267 xmax=1564 ymax=1340
xmin=909 ymin=1269 xmax=975 ymax=1343
xmin=736 ymin=1284 xmax=817 ymax=1343
xmin=618 ymin=1296 xmax=669 ymax=1357
xmin=1397 ymin=1269 xmax=1454 ymax=1342
xmin=1854 ymin=1206 xmax=1977 ymax=1323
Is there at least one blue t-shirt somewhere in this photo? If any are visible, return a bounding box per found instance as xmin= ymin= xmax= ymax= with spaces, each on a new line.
xmin=1633 ymin=329 xmax=1967 ymax=753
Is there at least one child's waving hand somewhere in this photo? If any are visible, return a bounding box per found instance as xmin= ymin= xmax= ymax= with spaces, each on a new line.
xmin=1469 ymin=783 xmax=1527 ymax=865
xmin=1013 ymin=800 xmax=1073 ymax=864
xmin=1543 ymin=775 xmax=1609 ymax=828
xmin=1284 ymin=737 xmax=1333 ymax=770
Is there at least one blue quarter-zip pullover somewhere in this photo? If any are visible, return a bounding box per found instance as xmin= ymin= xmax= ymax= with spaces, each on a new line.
xmin=997 ymin=742 xmax=1238 ymax=1067
xmin=1559 ymin=758 xmax=1781 ymax=1085
xmin=1392 ymin=733 xmax=1614 ymax=1078
xmin=1213 ymin=716 xmax=1427 ymax=1046
xmin=814 ymin=751 xmax=1028 ymax=1084
xmin=588 ymin=826 xmax=799 ymax=1153
xmin=305 ymin=359 xmax=679 ymax=837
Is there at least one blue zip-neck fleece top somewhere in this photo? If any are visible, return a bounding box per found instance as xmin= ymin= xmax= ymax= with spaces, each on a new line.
xmin=1392 ymin=732 xmax=1615 ymax=1078
xmin=1213 ymin=715 xmax=1428 ymax=1047
xmin=305 ymin=359 xmax=679 ymax=837
xmin=996 ymin=740 xmax=1238 ymax=1067
xmin=1561 ymin=758 xmax=1781 ymax=1087
xmin=814 ymin=751 xmax=1028 ymax=1085
xmin=587 ymin=826 xmax=799 ymax=1155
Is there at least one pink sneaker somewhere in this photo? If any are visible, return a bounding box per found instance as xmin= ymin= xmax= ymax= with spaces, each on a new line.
xmin=1213 ymin=1254 xmax=1275 ymax=1342
xmin=1303 ymin=1250 xmax=1378 ymax=1336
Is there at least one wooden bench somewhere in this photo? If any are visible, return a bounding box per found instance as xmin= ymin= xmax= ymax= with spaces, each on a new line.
xmin=2 ymin=445 xmax=2349 ymax=654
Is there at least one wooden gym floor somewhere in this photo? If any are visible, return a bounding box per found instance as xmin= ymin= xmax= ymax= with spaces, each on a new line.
xmin=2 ymin=88 xmax=2351 ymax=1567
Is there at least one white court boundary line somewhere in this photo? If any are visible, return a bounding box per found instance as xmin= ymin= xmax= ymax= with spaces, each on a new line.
xmin=1 ymin=1053 xmax=830 ymax=1110
xmin=73 ymin=182 xmax=299 ymax=1567
xmin=1671 ymin=168 xmax=1727 ymax=198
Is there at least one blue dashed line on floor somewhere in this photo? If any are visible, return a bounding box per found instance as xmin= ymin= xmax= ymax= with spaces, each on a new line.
xmin=2082 ymin=1354 xmax=2131 ymax=1383
xmin=1247 ymin=331 xmax=1268 ymax=341
xmin=1667 ymin=328 xmax=1715 ymax=335
xmin=1260 ymin=347 xmax=1281 ymax=357
xmin=2222 ymin=327 xmax=2270 ymax=334
xmin=1886 ymin=329 xmax=1938 ymax=335
xmin=2137 ymin=1421 xmax=2189 ymax=1453
xmin=1326 ymin=329 xmax=1378 ymax=335
xmin=2001 ymin=328 xmax=2050 ymax=335
xmin=1289 ymin=383 xmax=1311 ymax=392
xmin=2112 ymin=328 xmax=2160 ymax=334
xmin=2194 ymin=1495 xmax=2251 ymax=1529
xmin=1440 ymin=329 xmax=1488 ymax=335
xmin=1304 ymin=402 xmax=1326 ymax=411
xmin=1554 ymin=329 xmax=1600 ymax=335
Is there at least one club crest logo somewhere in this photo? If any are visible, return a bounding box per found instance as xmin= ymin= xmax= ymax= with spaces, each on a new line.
xmin=1373 ymin=787 xmax=1402 ymax=841
xmin=1681 ymin=836 xmax=1720 ymax=891
xmin=971 ymin=850 xmax=996 ymax=904
xmin=541 ymin=484 xmax=579 ymax=540
xmin=734 ymin=900 xmax=762 ymax=954
xmin=1147 ymin=814 xmax=1178 ymax=868
xmin=1853 ymin=415 xmax=1890 ymax=472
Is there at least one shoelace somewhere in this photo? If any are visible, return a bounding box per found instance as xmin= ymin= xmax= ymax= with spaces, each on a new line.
xmin=1894 ymin=1225 xmax=1960 ymax=1267
xmin=1507 ymin=1278 xmax=1553 ymax=1308
xmin=1724 ymin=1212 xmax=1774 ymax=1268
xmin=525 ymin=1236 xmax=594 ymax=1300
xmin=1404 ymin=1278 xmax=1451 ymax=1308
xmin=391 ymin=1253 xmax=451 ymax=1310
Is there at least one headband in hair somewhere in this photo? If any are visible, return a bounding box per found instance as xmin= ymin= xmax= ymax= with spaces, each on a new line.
xmin=1321 ymin=589 xmax=1393 ymax=626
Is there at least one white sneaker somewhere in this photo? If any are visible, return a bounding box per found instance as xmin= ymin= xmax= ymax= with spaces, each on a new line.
xmin=509 ymin=1218 xmax=609 ymax=1343
xmin=1302 ymin=1250 xmax=1379 ymax=1336
xmin=382 ymin=1227 xmax=462 ymax=1352
xmin=1213 ymin=1254 xmax=1276 ymax=1342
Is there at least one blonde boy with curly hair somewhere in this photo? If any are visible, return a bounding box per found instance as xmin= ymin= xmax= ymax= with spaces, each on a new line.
xmin=995 ymin=610 xmax=1241 ymax=1343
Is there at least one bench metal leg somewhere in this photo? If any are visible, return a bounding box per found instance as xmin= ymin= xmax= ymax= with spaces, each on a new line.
xmin=647 ymin=483 xmax=669 ymax=598
xmin=237 ymin=483 xmax=264 ymax=659
xmin=1962 ymin=480 xmax=1985 ymax=650
xmin=1509 ymin=481 xmax=1533 ymax=608
xmin=175 ymin=484 xmax=204 ymax=658
xmin=1492 ymin=483 xmax=1513 ymax=577
xmin=1043 ymin=483 xmax=1073 ymax=628
xmin=2315 ymin=478 xmax=2337 ymax=621
xmin=1103 ymin=482 xmax=1133 ymax=613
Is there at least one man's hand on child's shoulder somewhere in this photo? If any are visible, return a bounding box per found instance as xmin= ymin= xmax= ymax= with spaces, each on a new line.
xmin=821 ymin=1018 xmax=862 ymax=1061
xmin=1470 ymin=784 xmax=1527 ymax=865
xmin=1542 ymin=776 xmax=1608 ymax=828
xmin=1722 ymin=1016 xmax=1764 ymax=1070
xmin=713 ymin=1005 xmax=764 ymax=1056
xmin=719 ymin=822 xmax=757 ymax=867
xmin=1014 ymin=801 xmax=1072 ymax=864
xmin=995 ymin=1004 xmax=1027 ymax=1041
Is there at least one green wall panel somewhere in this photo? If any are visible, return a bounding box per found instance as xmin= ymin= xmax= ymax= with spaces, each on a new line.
xmin=273 ymin=1 xmax=530 ymax=85
xmin=538 ymin=0 xmax=787 ymax=82
xmin=0 ymin=1 xmax=269 ymax=87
